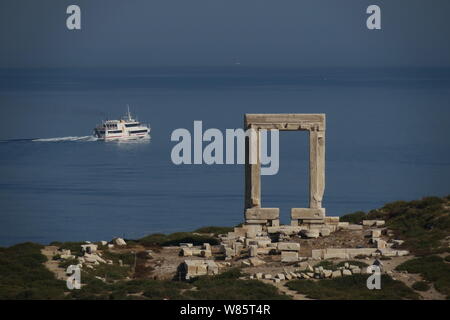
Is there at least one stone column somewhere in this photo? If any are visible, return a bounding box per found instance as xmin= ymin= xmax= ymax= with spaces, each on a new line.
xmin=309 ymin=128 xmax=325 ymax=209
xmin=244 ymin=125 xmax=260 ymax=209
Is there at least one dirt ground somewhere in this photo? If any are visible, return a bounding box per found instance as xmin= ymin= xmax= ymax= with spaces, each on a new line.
xmin=41 ymin=246 xmax=68 ymax=281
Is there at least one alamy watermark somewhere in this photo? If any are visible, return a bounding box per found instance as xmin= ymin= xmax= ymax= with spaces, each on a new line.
xmin=366 ymin=265 xmax=382 ymax=290
xmin=66 ymin=265 xmax=81 ymax=290
xmin=170 ymin=121 xmax=279 ymax=175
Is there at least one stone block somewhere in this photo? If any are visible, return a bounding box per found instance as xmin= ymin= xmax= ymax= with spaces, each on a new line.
xmin=263 ymin=274 xmax=273 ymax=280
xmin=320 ymin=228 xmax=331 ymax=236
xmin=181 ymin=248 xmax=193 ymax=256
xmin=246 ymin=219 xmax=268 ymax=224
xmin=311 ymin=249 xmax=323 ymax=260
xmin=338 ymin=222 xmax=349 ymax=229
xmin=245 ymin=208 xmax=280 ymax=220
xmin=331 ymin=270 xmax=342 ymax=279
xmin=267 ymin=226 xmax=302 ymax=235
xmin=249 ymin=245 xmax=258 ymax=257
xmin=324 ymin=252 xmax=348 ymax=260
xmin=257 ymin=248 xmax=271 ymax=255
xmin=201 ymin=249 xmax=212 ymax=257
xmin=351 ymin=267 xmax=361 ymax=274
xmin=113 ymin=238 xmax=127 ymax=246
xmin=276 ymin=273 xmax=286 ymax=280
xmin=323 ymin=270 xmax=332 ymax=278
xmin=347 ymin=224 xmax=363 ymax=230
xmin=371 ymin=229 xmax=382 ymax=238
xmin=301 ymin=229 xmax=320 ymax=238
xmin=297 ymin=261 xmax=310 ymax=270
xmin=180 ymin=243 xmax=193 ymax=248
xmin=249 ymin=257 xmax=265 ymax=266
xmin=342 ymin=269 xmax=352 ymax=276
xmin=302 ymin=219 xmax=325 ymax=224
xmin=242 ymin=224 xmax=262 ymax=236
xmin=376 ymin=220 xmax=385 ymax=227
xmin=376 ymin=239 xmax=387 ymax=249
xmin=81 ymin=244 xmax=98 ymax=254
xmin=324 ymin=216 xmax=340 ymax=225
xmin=291 ymin=208 xmax=325 ymax=220
xmin=277 ymin=242 xmax=300 ymax=251
xmin=396 ymin=250 xmax=409 ymax=256
xmin=233 ymin=227 xmax=247 ymax=237
xmin=271 ymin=219 xmax=280 ymax=227
xmin=281 ymin=251 xmax=299 ymax=262
xmin=363 ymin=220 xmax=376 ymax=226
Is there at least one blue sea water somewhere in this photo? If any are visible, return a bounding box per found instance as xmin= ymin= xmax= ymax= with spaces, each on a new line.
xmin=0 ymin=67 xmax=449 ymax=246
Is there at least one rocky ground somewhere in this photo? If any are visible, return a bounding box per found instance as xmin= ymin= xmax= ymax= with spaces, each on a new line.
xmin=42 ymin=224 xmax=446 ymax=300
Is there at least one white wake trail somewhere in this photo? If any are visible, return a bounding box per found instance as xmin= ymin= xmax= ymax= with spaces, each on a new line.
xmin=32 ymin=136 xmax=98 ymax=142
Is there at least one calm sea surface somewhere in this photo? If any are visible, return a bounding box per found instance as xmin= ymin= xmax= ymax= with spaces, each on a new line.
xmin=0 ymin=67 xmax=449 ymax=246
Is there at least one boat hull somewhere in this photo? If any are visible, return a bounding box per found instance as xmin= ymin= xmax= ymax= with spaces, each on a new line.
xmin=94 ymin=129 xmax=150 ymax=141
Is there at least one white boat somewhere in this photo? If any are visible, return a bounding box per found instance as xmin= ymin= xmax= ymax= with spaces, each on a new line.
xmin=93 ymin=106 xmax=151 ymax=141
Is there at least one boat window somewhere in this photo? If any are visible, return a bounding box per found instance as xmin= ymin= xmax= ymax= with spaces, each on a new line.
xmin=108 ymin=130 xmax=123 ymax=134
xmin=125 ymin=123 xmax=141 ymax=128
xmin=129 ymin=129 xmax=148 ymax=134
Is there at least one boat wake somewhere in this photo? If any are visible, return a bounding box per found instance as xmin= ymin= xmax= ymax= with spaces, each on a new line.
xmin=1 ymin=135 xmax=151 ymax=144
xmin=32 ymin=136 xmax=99 ymax=142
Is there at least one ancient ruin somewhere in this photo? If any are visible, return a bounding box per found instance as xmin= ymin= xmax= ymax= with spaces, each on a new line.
xmin=244 ymin=113 xmax=327 ymax=228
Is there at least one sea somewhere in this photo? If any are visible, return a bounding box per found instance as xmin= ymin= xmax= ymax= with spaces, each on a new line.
xmin=0 ymin=66 xmax=449 ymax=246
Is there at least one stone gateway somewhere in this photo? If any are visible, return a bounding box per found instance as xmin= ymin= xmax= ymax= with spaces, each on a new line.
xmin=244 ymin=114 xmax=326 ymax=228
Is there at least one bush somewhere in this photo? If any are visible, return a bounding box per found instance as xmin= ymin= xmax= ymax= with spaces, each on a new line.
xmin=193 ymin=226 xmax=234 ymax=235
xmin=286 ymin=274 xmax=419 ymax=300
xmin=340 ymin=211 xmax=366 ymax=224
xmin=396 ymin=255 xmax=450 ymax=296
xmin=445 ymin=256 xmax=450 ymax=263
xmin=139 ymin=232 xmax=219 ymax=247
xmin=0 ymin=242 xmax=67 ymax=299
xmin=58 ymin=258 xmax=79 ymax=269
xmin=51 ymin=241 xmax=85 ymax=256
xmin=412 ymin=281 xmax=430 ymax=292
xmin=102 ymin=251 xmax=135 ymax=265
xmin=185 ymin=269 xmax=290 ymax=300
xmin=375 ymin=196 xmax=450 ymax=255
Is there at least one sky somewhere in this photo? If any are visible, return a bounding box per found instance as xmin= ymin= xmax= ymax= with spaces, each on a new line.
xmin=0 ymin=0 xmax=450 ymax=68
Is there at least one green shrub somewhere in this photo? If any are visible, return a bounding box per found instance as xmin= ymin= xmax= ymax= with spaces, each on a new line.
xmin=412 ymin=281 xmax=430 ymax=291
xmin=58 ymin=258 xmax=79 ymax=269
xmin=52 ymin=242 xmax=85 ymax=256
xmin=340 ymin=211 xmax=366 ymax=224
xmin=0 ymin=242 xmax=67 ymax=299
xmin=102 ymin=251 xmax=135 ymax=265
xmin=193 ymin=226 xmax=234 ymax=235
xmin=374 ymin=196 xmax=450 ymax=255
xmin=186 ymin=269 xmax=290 ymax=300
xmin=139 ymin=232 xmax=219 ymax=247
xmin=286 ymin=274 xmax=419 ymax=300
xmin=396 ymin=255 xmax=450 ymax=296
xmin=445 ymin=256 xmax=450 ymax=262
